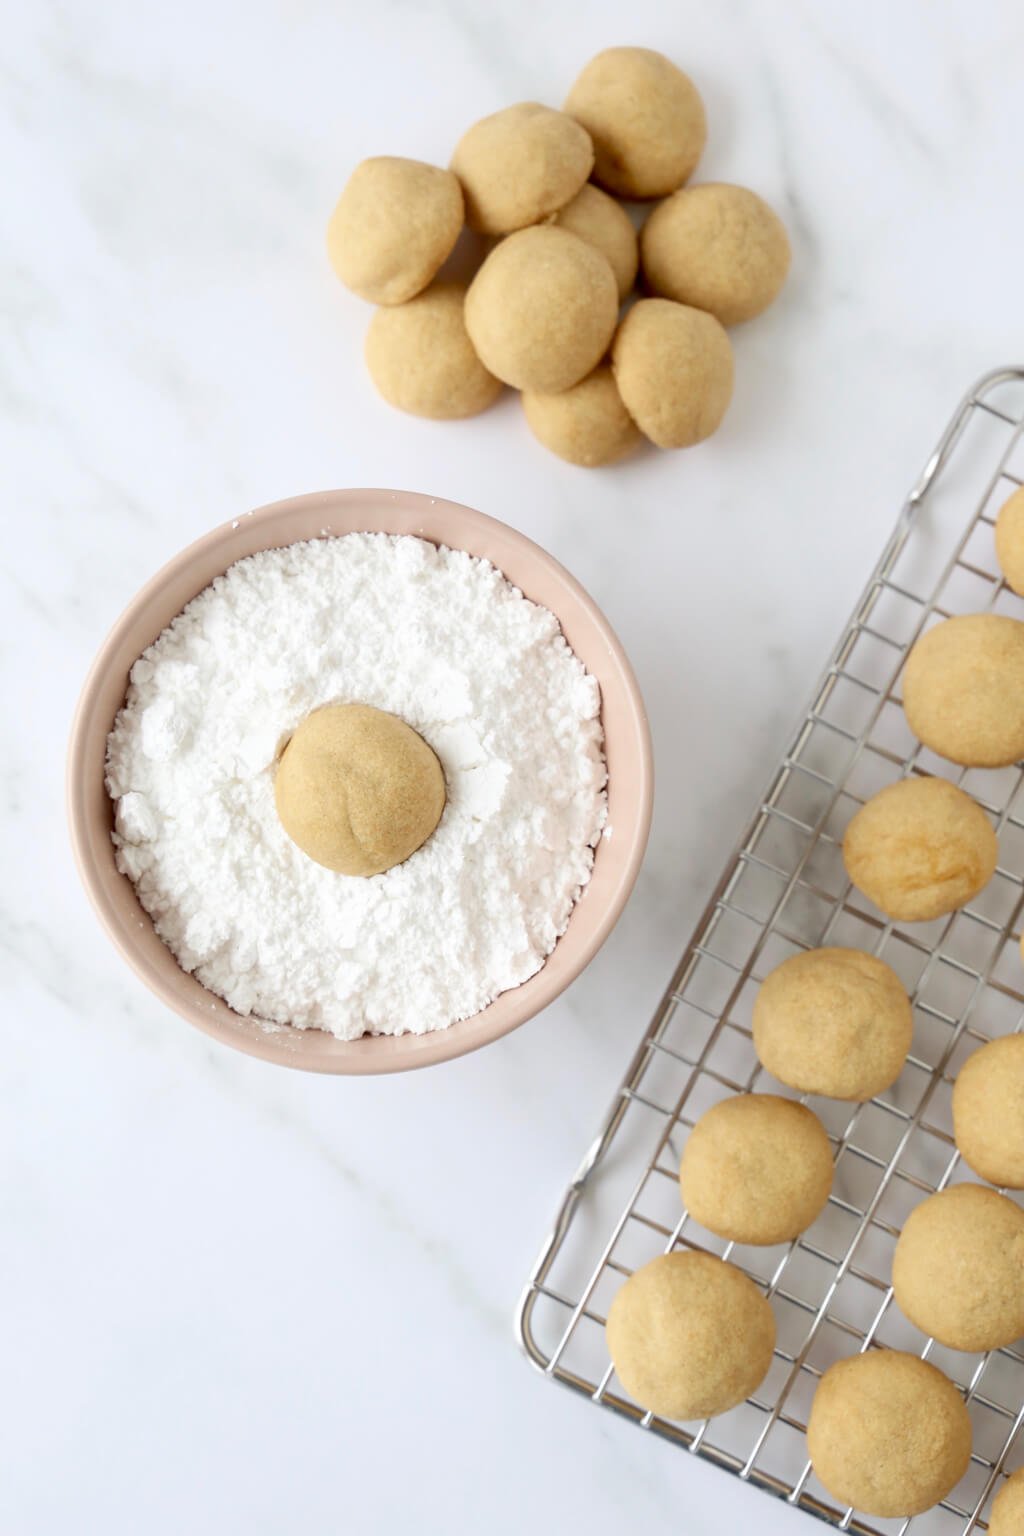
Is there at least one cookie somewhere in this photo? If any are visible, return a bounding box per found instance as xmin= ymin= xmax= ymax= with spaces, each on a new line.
xmin=903 ymin=614 xmax=1024 ymax=767
xmin=551 ymin=182 xmax=638 ymax=300
xmin=996 ymin=486 xmax=1024 ymax=596
xmin=327 ymin=156 xmax=463 ymax=305
xmin=807 ymin=1350 xmax=971 ymax=1517
xmin=611 ymin=298 xmax=733 ymax=449
xmin=641 ymin=183 xmax=790 ymax=325
xmin=990 ymin=1469 xmax=1024 ymax=1536
xmin=451 ymin=102 xmax=593 ymax=235
xmin=892 ymin=1183 xmax=1024 ymax=1352
xmin=842 ymin=776 xmax=997 ymax=922
xmin=953 ymin=1035 xmax=1024 ymax=1189
xmin=364 ymin=281 xmax=502 ymax=419
xmin=565 ymin=47 xmax=706 ymax=199
xmin=522 ymin=365 xmax=642 ymax=467
xmin=753 ymin=947 xmax=912 ymax=1101
xmin=605 ymin=1251 xmax=775 ymax=1420
xmin=679 ymin=1093 xmax=833 ymax=1245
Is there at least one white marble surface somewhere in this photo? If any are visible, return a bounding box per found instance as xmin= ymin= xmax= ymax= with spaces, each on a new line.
xmin=4 ymin=1 xmax=1024 ymax=1531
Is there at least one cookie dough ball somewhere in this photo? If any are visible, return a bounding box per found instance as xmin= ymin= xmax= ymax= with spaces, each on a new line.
xmin=450 ymin=102 xmax=593 ymax=236
xmin=641 ymin=183 xmax=790 ymax=326
xmin=753 ymin=948 xmax=913 ymax=1101
xmin=843 ymin=776 xmax=997 ymax=923
xmin=465 ymin=226 xmax=618 ymax=393
xmin=996 ymin=486 xmax=1024 ymax=596
xmin=606 ymin=1251 xmax=775 ymax=1421
xmin=551 ymin=183 xmax=638 ymax=300
xmin=807 ymin=1351 xmax=971 ymax=1517
xmin=991 ymin=1469 xmax=1024 ymax=1536
xmin=612 ymin=299 xmax=733 ymax=449
xmin=274 ymin=703 xmax=446 ymax=877
xmin=565 ymin=47 xmax=706 ymax=199
xmin=903 ymin=614 xmax=1024 ymax=768
xmin=522 ymin=365 xmax=643 ymax=467
xmin=680 ymin=1094 xmax=833 ymax=1245
xmin=892 ymin=1184 xmax=1024 ymax=1352
xmin=364 ymin=281 xmax=502 ymax=419
xmin=327 ymin=157 xmax=463 ymax=305
xmin=954 ymin=1035 xmax=1024 ymax=1188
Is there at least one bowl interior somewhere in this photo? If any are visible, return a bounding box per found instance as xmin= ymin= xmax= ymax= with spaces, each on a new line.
xmin=68 ymin=489 xmax=652 ymax=1073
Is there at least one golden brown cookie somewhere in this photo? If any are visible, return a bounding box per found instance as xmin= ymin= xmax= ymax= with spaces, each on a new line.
xmin=903 ymin=614 xmax=1024 ymax=767
xmin=990 ymin=1469 xmax=1024 ymax=1536
xmin=892 ymin=1183 xmax=1024 ymax=1351
xmin=606 ymin=1251 xmax=775 ymax=1420
xmin=953 ymin=1035 xmax=1024 ymax=1189
xmin=364 ymin=281 xmax=502 ymax=419
xmin=807 ymin=1350 xmax=971 ymax=1517
xmin=551 ymin=183 xmax=638 ymax=301
xmin=753 ymin=947 xmax=912 ymax=1101
xmin=611 ymin=298 xmax=733 ymax=449
xmin=565 ymin=47 xmax=706 ymax=199
xmin=522 ymin=365 xmax=643 ymax=467
xmin=327 ymin=157 xmax=464 ymax=305
xmin=464 ymin=226 xmax=618 ymax=393
xmin=679 ymin=1094 xmax=833 ymax=1245
xmin=641 ymin=183 xmax=790 ymax=326
xmin=450 ymin=102 xmax=593 ymax=235
xmin=274 ymin=703 xmax=446 ymax=876
xmin=996 ymin=486 xmax=1024 ymax=596
xmin=842 ymin=776 xmax=997 ymax=922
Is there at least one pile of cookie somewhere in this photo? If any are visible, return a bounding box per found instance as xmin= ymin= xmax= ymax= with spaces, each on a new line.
xmin=606 ymin=481 xmax=1024 ymax=1525
xmin=327 ymin=47 xmax=789 ymax=466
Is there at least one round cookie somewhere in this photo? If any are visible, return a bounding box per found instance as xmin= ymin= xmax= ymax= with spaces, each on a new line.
xmin=842 ymin=776 xmax=997 ymax=922
xmin=565 ymin=47 xmax=706 ymax=199
xmin=991 ymin=1469 xmax=1024 ymax=1536
xmin=892 ymin=1183 xmax=1024 ymax=1352
xmin=641 ymin=183 xmax=791 ymax=326
xmin=327 ymin=156 xmax=464 ymax=305
xmin=605 ymin=1251 xmax=775 ymax=1421
xmin=807 ymin=1350 xmax=971 ymax=1517
xmin=364 ymin=281 xmax=502 ymax=419
xmin=465 ymin=226 xmax=618 ymax=393
xmin=274 ymin=703 xmax=446 ymax=876
xmin=522 ymin=365 xmax=643 ymax=467
xmin=450 ymin=102 xmax=593 ymax=236
xmin=753 ymin=947 xmax=912 ymax=1101
xmin=996 ymin=486 xmax=1024 ymax=596
xmin=679 ymin=1094 xmax=833 ymax=1245
xmin=953 ymin=1035 xmax=1024 ymax=1188
xmin=903 ymin=613 xmax=1024 ymax=768
xmin=611 ymin=298 xmax=733 ymax=449
xmin=551 ymin=183 xmax=638 ymax=300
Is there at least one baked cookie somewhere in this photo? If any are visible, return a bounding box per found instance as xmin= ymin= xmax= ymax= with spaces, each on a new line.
xmin=990 ymin=1469 xmax=1024 ymax=1536
xmin=522 ymin=365 xmax=642 ymax=467
xmin=842 ymin=776 xmax=997 ymax=922
xmin=451 ymin=102 xmax=593 ymax=235
xmin=565 ymin=47 xmax=706 ymax=199
xmin=327 ymin=156 xmax=464 ymax=305
xmin=953 ymin=1035 xmax=1024 ymax=1188
xmin=892 ymin=1183 xmax=1024 ymax=1352
xmin=996 ymin=486 xmax=1024 ymax=596
xmin=605 ymin=1250 xmax=775 ymax=1420
xmin=903 ymin=614 xmax=1024 ymax=767
xmin=465 ymin=226 xmax=618 ymax=393
xmin=753 ymin=947 xmax=912 ymax=1101
xmin=807 ymin=1350 xmax=971 ymax=1517
xmin=679 ymin=1093 xmax=833 ymax=1245
xmin=364 ymin=281 xmax=502 ymax=419
xmin=551 ymin=182 xmax=638 ymax=300
xmin=641 ymin=183 xmax=790 ymax=325
xmin=611 ymin=298 xmax=733 ymax=449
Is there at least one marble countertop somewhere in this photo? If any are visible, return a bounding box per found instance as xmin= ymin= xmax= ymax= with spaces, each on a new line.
xmin=5 ymin=1 xmax=1024 ymax=1531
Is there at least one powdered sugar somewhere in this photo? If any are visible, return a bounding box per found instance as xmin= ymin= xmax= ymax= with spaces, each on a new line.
xmin=106 ymin=533 xmax=607 ymax=1038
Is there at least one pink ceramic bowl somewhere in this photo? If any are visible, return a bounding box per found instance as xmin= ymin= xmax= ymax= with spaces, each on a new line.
xmin=67 ymin=489 xmax=653 ymax=1075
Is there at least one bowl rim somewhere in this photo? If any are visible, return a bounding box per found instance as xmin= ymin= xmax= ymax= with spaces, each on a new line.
xmin=67 ymin=488 xmax=653 ymax=1074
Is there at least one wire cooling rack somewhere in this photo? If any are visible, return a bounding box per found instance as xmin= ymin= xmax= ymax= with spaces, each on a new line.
xmin=517 ymin=367 xmax=1024 ymax=1535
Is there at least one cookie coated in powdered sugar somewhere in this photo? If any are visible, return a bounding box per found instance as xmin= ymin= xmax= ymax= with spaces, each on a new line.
xmin=106 ymin=533 xmax=607 ymax=1038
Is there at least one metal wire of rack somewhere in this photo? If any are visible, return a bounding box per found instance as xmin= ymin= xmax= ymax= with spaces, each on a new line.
xmin=517 ymin=367 xmax=1024 ymax=1536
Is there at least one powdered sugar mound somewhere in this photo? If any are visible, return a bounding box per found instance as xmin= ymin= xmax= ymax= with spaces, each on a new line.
xmin=106 ymin=533 xmax=607 ymax=1038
